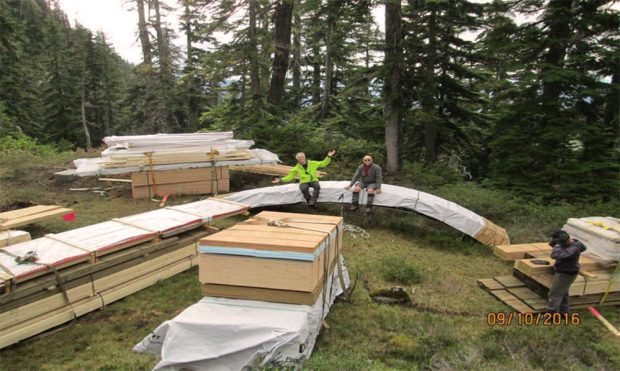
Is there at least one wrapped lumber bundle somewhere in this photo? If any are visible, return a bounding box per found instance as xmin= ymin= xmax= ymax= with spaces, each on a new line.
xmin=0 ymin=230 xmax=31 ymax=247
xmin=131 ymin=167 xmax=230 ymax=199
xmin=199 ymin=211 xmax=344 ymax=305
xmin=0 ymin=198 xmax=249 ymax=349
xmin=562 ymin=216 xmax=620 ymax=263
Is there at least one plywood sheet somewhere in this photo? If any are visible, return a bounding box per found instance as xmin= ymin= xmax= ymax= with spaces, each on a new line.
xmin=0 ymin=231 xmax=31 ymax=247
xmin=132 ymin=179 xmax=230 ymax=199
xmin=131 ymin=167 xmax=228 ymax=186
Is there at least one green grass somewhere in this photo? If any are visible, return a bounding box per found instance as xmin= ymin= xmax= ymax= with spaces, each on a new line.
xmin=0 ymin=151 xmax=619 ymax=370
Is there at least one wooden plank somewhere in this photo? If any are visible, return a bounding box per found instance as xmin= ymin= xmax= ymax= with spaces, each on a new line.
xmin=0 ymin=257 xmax=197 ymax=349
xmin=0 ymin=207 xmax=73 ymax=229
xmin=477 ymin=278 xmax=504 ymax=291
xmin=0 ymin=231 xmax=31 ymax=247
xmin=507 ymin=287 xmax=541 ymax=300
xmin=132 ymin=179 xmax=230 ymax=199
xmin=495 ymin=275 xmax=526 ymax=288
xmin=200 ymin=234 xmax=320 ymax=252
xmin=231 ymin=164 xmax=326 ymax=178
xmin=131 ymin=167 xmax=228 ymax=186
xmin=0 ymin=206 xmax=62 ymax=220
xmin=202 ymin=281 xmax=323 ymax=306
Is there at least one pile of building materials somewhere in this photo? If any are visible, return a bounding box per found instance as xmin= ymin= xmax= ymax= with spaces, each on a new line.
xmin=562 ymin=216 xmax=620 ymax=263
xmin=231 ymin=164 xmax=327 ymax=178
xmin=0 ymin=231 xmax=31 ymax=247
xmin=480 ymin=228 xmax=620 ymax=312
xmin=131 ymin=167 xmax=230 ymax=199
xmin=134 ymin=211 xmax=349 ymax=369
xmin=0 ymin=205 xmax=74 ymax=230
xmin=0 ymin=198 xmax=249 ymax=349
xmin=63 ymin=132 xmax=280 ymax=177
xmin=224 ymin=181 xmax=510 ymax=246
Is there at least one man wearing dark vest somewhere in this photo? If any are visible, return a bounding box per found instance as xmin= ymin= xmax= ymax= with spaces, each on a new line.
xmin=547 ymin=230 xmax=587 ymax=314
xmin=345 ymin=154 xmax=382 ymax=213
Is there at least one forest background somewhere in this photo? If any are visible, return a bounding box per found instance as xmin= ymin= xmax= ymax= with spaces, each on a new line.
xmin=0 ymin=0 xmax=618 ymax=202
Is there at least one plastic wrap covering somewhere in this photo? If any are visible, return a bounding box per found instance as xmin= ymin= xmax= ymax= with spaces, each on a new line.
xmin=225 ymin=181 xmax=490 ymax=240
xmin=134 ymin=257 xmax=349 ymax=370
xmin=563 ymin=217 xmax=620 ymax=262
xmin=168 ymin=199 xmax=248 ymax=221
xmin=71 ymin=148 xmax=280 ymax=177
xmin=103 ymin=132 xmax=234 ymax=148
xmin=54 ymin=221 xmax=157 ymax=254
xmin=0 ymin=238 xmax=91 ymax=281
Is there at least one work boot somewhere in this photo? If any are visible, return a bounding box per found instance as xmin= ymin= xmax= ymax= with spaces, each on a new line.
xmin=365 ymin=206 xmax=373 ymax=213
xmin=308 ymin=200 xmax=317 ymax=209
xmin=350 ymin=203 xmax=359 ymax=211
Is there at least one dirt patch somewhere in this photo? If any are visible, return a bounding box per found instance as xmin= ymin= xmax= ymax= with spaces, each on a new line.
xmin=0 ymin=200 xmax=37 ymax=212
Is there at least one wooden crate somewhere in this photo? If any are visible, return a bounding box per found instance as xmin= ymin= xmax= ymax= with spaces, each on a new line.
xmin=199 ymin=211 xmax=343 ymax=303
xmin=131 ymin=167 xmax=229 ymax=199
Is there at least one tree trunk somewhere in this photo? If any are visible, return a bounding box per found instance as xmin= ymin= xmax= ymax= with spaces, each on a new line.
xmin=249 ymin=0 xmax=261 ymax=101
xmin=312 ymin=43 xmax=321 ymax=105
xmin=136 ymin=0 xmax=152 ymax=65
xmin=184 ymin=0 xmax=192 ymax=67
xmin=541 ymin=0 xmax=572 ymax=107
xmin=267 ymin=0 xmax=294 ymax=106
xmin=421 ymin=8 xmax=438 ymax=163
xmin=292 ymin=0 xmax=302 ymax=107
xmin=383 ymin=0 xmax=403 ymax=173
xmin=81 ymin=90 xmax=91 ymax=150
xmin=321 ymin=7 xmax=336 ymax=119
xmin=152 ymin=0 xmax=168 ymax=75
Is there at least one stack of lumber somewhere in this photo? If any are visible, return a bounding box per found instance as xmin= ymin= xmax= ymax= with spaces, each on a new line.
xmin=480 ymin=242 xmax=620 ymax=313
xmin=0 ymin=198 xmax=249 ymax=349
xmin=231 ymin=164 xmax=327 ymax=178
xmin=199 ymin=211 xmax=343 ymax=305
xmin=562 ymin=216 xmax=620 ymax=263
xmin=100 ymin=132 xmax=254 ymax=169
xmin=0 ymin=231 xmax=31 ymax=247
xmin=0 ymin=205 xmax=73 ymax=230
xmin=131 ymin=167 xmax=230 ymax=199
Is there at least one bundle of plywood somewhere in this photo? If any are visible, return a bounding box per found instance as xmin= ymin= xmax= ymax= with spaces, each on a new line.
xmin=562 ymin=216 xmax=620 ymax=263
xmin=130 ymin=167 xmax=230 ymax=199
xmin=0 ymin=198 xmax=249 ymax=349
xmin=0 ymin=230 xmax=31 ymax=247
xmin=100 ymin=132 xmax=255 ymax=169
xmin=199 ymin=211 xmax=343 ymax=305
xmin=481 ymin=242 xmax=619 ymax=312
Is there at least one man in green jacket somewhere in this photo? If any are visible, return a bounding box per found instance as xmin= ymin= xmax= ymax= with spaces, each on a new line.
xmin=272 ymin=149 xmax=336 ymax=207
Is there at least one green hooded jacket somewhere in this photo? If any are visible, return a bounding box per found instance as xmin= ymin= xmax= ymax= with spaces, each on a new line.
xmin=281 ymin=156 xmax=331 ymax=184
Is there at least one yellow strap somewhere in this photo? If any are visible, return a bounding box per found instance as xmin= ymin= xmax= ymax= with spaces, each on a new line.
xmin=145 ymin=152 xmax=158 ymax=197
xmin=586 ymin=220 xmax=620 ymax=234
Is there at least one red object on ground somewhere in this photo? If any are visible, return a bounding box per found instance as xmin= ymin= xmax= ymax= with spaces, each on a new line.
xmin=63 ymin=212 xmax=76 ymax=221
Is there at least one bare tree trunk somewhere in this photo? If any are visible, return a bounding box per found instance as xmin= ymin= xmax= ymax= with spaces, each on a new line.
xmin=152 ymin=0 xmax=168 ymax=75
xmin=81 ymin=90 xmax=91 ymax=150
xmin=383 ymin=0 xmax=403 ymax=173
xmin=421 ymin=8 xmax=438 ymax=163
xmin=321 ymin=9 xmax=335 ymax=119
xmin=312 ymin=44 xmax=321 ymax=105
xmin=136 ymin=0 xmax=152 ymax=65
xmin=267 ymin=0 xmax=294 ymax=106
xmin=292 ymin=0 xmax=302 ymax=107
xmin=249 ymin=0 xmax=261 ymax=101
xmin=184 ymin=0 xmax=192 ymax=67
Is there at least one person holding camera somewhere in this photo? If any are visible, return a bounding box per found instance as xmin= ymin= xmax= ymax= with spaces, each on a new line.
xmin=344 ymin=154 xmax=382 ymax=213
xmin=547 ymin=230 xmax=587 ymax=314
xmin=272 ymin=150 xmax=336 ymax=208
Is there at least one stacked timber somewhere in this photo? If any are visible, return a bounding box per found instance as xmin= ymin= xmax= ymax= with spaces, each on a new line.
xmin=562 ymin=216 xmax=620 ymax=263
xmin=100 ymin=132 xmax=254 ymax=169
xmin=0 ymin=231 xmax=31 ymax=247
xmin=0 ymin=205 xmax=74 ymax=230
xmin=481 ymin=242 xmax=620 ymax=312
xmin=0 ymin=198 xmax=249 ymax=349
xmin=131 ymin=167 xmax=230 ymax=199
xmin=231 ymin=164 xmax=327 ymax=178
xmin=199 ymin=211 xmax=344 ymax=305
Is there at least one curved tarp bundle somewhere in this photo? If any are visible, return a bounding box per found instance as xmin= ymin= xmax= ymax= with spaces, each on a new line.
xmin=563 ymin=217 xmax=620 ymax=262
xmin=224 ymin=181 xmax=509 ymax=246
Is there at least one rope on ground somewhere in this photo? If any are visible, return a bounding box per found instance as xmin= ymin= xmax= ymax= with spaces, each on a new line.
xmin=343 ymin=223 xmax=369 ymax=239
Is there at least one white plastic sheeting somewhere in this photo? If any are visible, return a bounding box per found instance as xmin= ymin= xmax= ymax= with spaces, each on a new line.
xmin=563 ymin=217 xmax=620 ymax=262
xmin=71 ymin=148 xmax=280 ymax=177
xmin=225 ymin=181 xmax=487 ymax=238
xmin=0 ymin=238 xmax=91 ymax=280
xmin=0 ymin=199 xmax=248 ymax=281
xmin=134 ymin=258 xmax=350 ymax=370
xmin=103 ymin=132 xmax=234 ymax=148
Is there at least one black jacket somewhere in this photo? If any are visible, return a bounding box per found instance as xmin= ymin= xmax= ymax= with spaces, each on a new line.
xmin=550 ymin=239 xmax=587 ymax=274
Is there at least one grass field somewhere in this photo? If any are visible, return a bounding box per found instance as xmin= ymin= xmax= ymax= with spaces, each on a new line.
xmin=0 ymin=151 xmax=619 ymax=370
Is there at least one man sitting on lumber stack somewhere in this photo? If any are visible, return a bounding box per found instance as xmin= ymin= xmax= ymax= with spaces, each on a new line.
xmin=345 ymin=154 xmax=382 ymax=213
xmin=272 ymin=150 xmax=336 ymax=208
xmin=547 ymin=230 xmax=587 ymax=314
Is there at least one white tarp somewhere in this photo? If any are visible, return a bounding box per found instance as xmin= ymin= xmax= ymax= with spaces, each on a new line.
xmin=563 ymin=217 xmax=620 ymax=262
xmin=224 ymin=181 xmax=486 ymax=238
xmin=71 ymin=149 xmax=280 ymax=177
xmin=134 ymin=258 xmax=350 ymax=370
xmin=53 ymin=221 xmax=157 ymax=254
